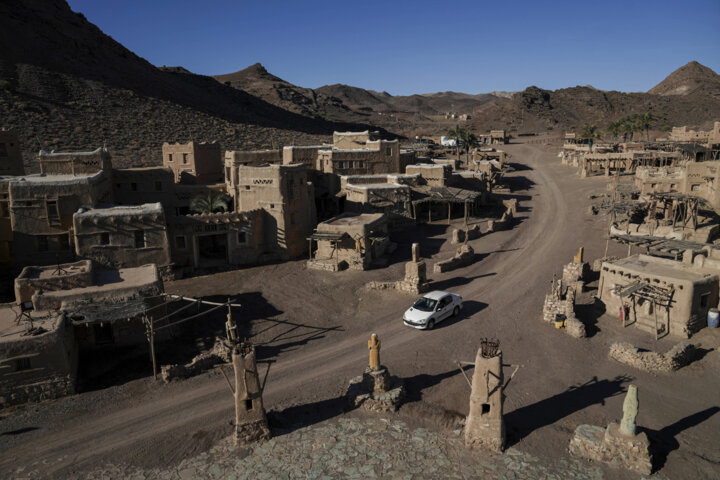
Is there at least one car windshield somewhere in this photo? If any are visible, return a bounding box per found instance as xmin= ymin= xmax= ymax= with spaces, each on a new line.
xmin=413 ymin=297 xmax=438 ymax=312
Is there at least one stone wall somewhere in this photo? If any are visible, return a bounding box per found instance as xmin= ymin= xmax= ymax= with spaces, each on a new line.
xmin=433 ymin=244 xmax=474 ymax=273
xmin=452 ymin=224 xmax=483 ymax=244
xmin=14 ymin=260 xmax=94 ymax=304
xmin=608 ymin=341 xmax=697 ymax=373
xmin=0 ymin=314 xmax=77 ymax=407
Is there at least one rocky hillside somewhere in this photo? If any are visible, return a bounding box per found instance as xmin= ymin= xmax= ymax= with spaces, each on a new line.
xmin=214 ymin=64 xmax=370 ymax=123
xmin=649 ymin=61 xmax=720 ymax=96
xmin=0 ymin=0 xmax=384 ymax=169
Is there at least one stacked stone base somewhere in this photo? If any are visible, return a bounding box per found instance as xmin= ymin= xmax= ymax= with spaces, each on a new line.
xmin=434 ymin=244 xmax=474 ymax=273
xmin=347 ymin=366 xmax=405 ymax=412
xmin=366 ymin=260 xmax=428 ymax=294
xmin=235 ymin=419 xmax=271 ymax=445
xmin=569 ymin=423 xmax=652 ymax=475
xmin=161 ymin=337 xmax=232 ymax=382
xmin=0 ymin=374 xmax=75 ymax=407
xmin=452 ymin=225 xmax=483 ymax=244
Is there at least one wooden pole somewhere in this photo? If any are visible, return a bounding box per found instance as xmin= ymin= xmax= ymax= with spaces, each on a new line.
xmin=447 ymin=202 xmax=451 ymax=225
xmin=145 ymin=315 xmax=157 ymax=380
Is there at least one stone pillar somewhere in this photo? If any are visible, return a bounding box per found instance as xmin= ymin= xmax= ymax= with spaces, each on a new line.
xmin=465 ymin=342 xmax=505 ymax=452
xmin=619 ymin=385 xmax=638 ymax=436
xmin=573 ymin=247 xmax=584 ymax=264
xmin=411 ymin=243 xmax=420 ymax=262
xmin=232 ymin=342 xmax=270 ymax=445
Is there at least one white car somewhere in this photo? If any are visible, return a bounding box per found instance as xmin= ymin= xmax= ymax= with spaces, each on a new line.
xmin=403 ymin=290 xmax=463 ymax=330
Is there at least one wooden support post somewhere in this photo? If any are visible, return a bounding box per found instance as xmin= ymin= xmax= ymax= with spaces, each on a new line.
xmin=447 ymin=202 xmax=451 ymax=225
xmin=428 ymin=204 xmax=432 ymax=223
xmin=144 ymin=315 xmax=157 ymax=381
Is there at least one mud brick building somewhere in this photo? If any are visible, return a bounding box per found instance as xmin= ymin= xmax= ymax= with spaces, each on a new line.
xmin=0 ymin=309 xmax=77 ymax=408
xmin=162 ymin=141 xmax=223 ymax=184
xmin=168 ymin=209 xmax=266 ymax=269
xmin=598 ymin=254 xmax=718 ymax=338
xmin=225 ymin=162 xmax=316 ymax=259
xmin=73 ymin=203 xmax=171 ymax=269
xmin=307 ymin=212 xmax=392 ymax=271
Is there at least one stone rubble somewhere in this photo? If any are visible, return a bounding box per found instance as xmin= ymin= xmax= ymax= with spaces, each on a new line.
xmin=48 ymin=416 xmax=662 ymax=480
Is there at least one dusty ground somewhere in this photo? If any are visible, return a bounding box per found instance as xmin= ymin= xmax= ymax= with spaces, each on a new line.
xmin=1 ymin=140 xmax=719 ymax=479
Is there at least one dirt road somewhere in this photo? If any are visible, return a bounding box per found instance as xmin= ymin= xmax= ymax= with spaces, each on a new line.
xmin=2 ymin=141 xmax=718 ymax=479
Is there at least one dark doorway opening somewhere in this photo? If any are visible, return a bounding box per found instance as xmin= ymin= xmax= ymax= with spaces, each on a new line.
xmin=198 ymin=234 xmax=228 ymax=266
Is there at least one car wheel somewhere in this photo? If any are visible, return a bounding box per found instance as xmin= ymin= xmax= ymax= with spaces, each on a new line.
xmin=427 ymin=319 xmax=435 ymax=330
xmin=453 ymin=306 xmax=459 ymax=317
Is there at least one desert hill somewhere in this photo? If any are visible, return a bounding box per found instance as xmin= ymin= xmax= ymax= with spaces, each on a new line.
xmin=213 ymin=64 xmax=368 ymax=123
xmin=648 ymin=61 xmax=720 ymax=96
xmin=0 ymin=0 xmax=386 ymax=168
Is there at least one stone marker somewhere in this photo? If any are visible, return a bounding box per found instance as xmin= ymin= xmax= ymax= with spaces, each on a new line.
xmin=464 ymin=339 xmax=505 ymax=452
xmin=232 ymin=342 xmax=270 ymax=445
xmin=619 ymin=384 xmax=638 ymax=436
xmin=568 ymin=384 xmax=652 ymax=474
xmin=347 ymin=334 xmax=405 ymax=412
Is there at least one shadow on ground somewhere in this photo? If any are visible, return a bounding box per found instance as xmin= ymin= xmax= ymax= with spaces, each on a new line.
xmin=504 ymin=375 xmax=632 ymax=447
xmin=643 ymin=406 xmax=720 ymax=472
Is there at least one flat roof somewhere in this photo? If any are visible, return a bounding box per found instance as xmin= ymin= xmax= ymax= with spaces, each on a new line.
xmin=605 ymin=254 xmax=714 ymax=282
xmin=4 ymin=171 xmax=104 ymax=185
xmin=322 ymin=213 xmax=384 ymax=226
xmin=74 ymin=203 xmax=163 ymax=219
xmin=39 ymin=264 xmax=160 ymax=300
xmin=0 ymin=307 xmax=63 ymax=344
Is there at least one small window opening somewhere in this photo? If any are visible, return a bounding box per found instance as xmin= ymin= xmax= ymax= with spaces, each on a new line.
xmin=481 ymin=403 xmax=490 ymax=415
xmin=245 ymin=399 xmax=253 ymax=411
xmin=14 ymin=357 xmax=31 ymax=371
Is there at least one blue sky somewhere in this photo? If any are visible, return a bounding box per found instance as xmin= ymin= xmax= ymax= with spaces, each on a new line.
xmin=67 ymin=0 xmax=720 ymax=95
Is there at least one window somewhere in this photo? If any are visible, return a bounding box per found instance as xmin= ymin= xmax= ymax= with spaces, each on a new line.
xmin=100 ymin=232 xmax=110 ymax=245
xmin=37 ymin=235 xmax=48 ymax=252
xmin=46 ymin=200 xmax=59 ymax=225
xmin=155 ymin=181 xmax=163 ymax=192
xmin=245 ymin=399 xmax=253 ymax=411
xmin=168 ymin=153 xmax=173 ymax=162
xmin=481 ymin=403 xmax=490 ymax=415
xmin=14 ymin=357 xmax=31 ymax=371
xmin=245 ymin=185 xmax=251 ymax=190
xmin=131 ymin=182 xmax=138 ymax=191
xmin=176 ymin=235 xmax=186 ymax=249
xmin=237 ymin=231 xmax=247 ymax=244
xmin=134 ymin=230 xmax=145 ymax=248
xmin=57 ymin=234 xmax=69 ymax=251
xmin=270 ymin=204 xmax=275 ymax=209
xmin=386 ymin=147 xmax=392 ymax=156
xmin=182 ymin=153 xmax=189 ymax=164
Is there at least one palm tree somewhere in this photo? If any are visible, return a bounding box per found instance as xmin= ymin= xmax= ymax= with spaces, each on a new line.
xmin=641 ymin=112 xmax=655 ymax=141
xmin=607 ymin=120 xmax=621 ymax=140
xmin=189 ymin=192 xmax=231 ymax=214
xmin=580 ymin=125 xmax=601 ymax=150
xmin=446 ymin=125 xmax=465 ymax=159
xmin=462 ymin=130 xmax=479 ymax=165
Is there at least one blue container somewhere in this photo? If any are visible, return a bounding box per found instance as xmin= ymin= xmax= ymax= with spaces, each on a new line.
xmin=708 ymin=308 xmax=719 ymax=328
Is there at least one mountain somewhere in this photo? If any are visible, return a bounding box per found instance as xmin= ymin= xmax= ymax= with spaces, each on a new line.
xmin=214 ymin=64 xmax=368 ymax=122
xmin=649 ymin=61 xmax=720 ymax=96
xmin=0 ymin=0 xmax=384 ymax=168
xmin=479 ymin=74 xmax=720 ymax=135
